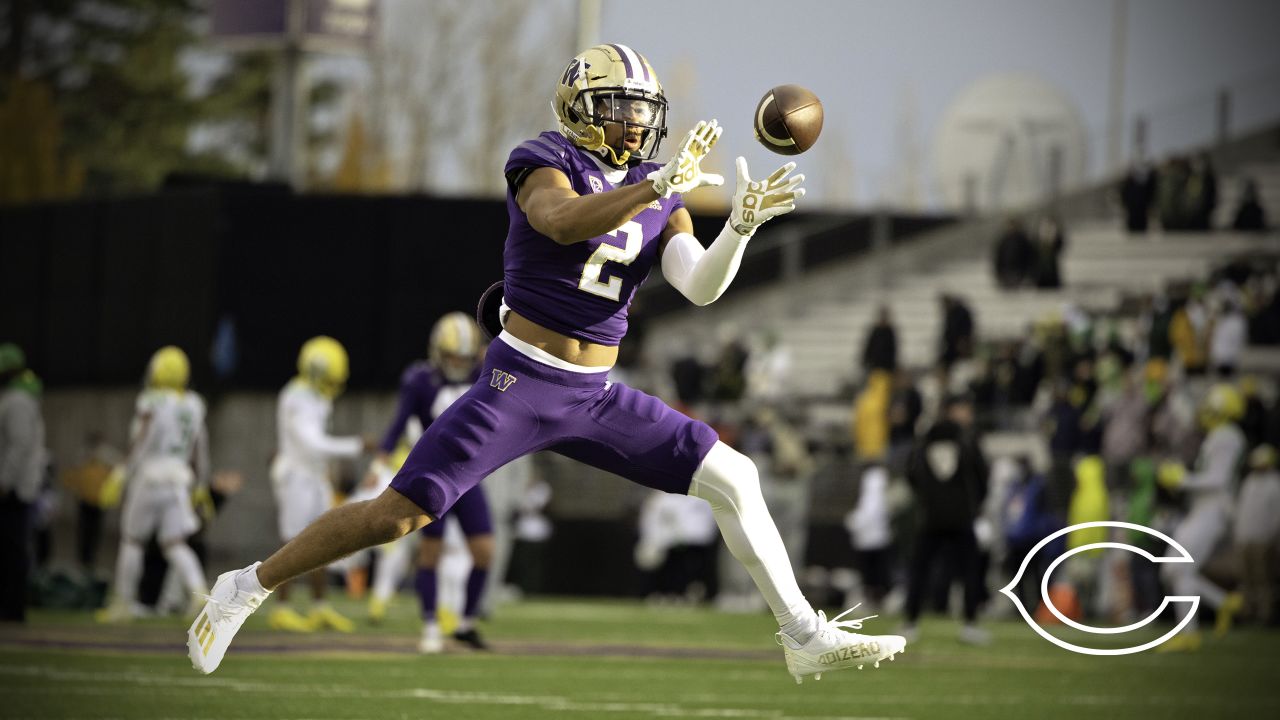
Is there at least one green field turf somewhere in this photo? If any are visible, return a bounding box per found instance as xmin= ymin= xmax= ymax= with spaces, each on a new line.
xmin=1 ymin=596 xmax=1277 ymax=720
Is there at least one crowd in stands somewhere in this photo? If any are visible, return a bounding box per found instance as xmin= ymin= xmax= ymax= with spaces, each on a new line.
xmin=993 ymin=216 xmax=1066 ymax=290
xmin=1120 ymin=154 xmax=1270 ymax=233
xmin=638 ymin=234 xmax=1279 ymax=646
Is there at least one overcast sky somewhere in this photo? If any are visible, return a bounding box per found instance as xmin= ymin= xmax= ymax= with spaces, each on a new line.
xmin=298 ymin=0 xmax=1280 ymax=208
xmin=588 ymin=0 xmax=1280 ymax=208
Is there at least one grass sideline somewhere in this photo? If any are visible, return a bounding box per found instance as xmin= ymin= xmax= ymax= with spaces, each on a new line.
xmin=1 ymin=596 xmax=1277 ymax=720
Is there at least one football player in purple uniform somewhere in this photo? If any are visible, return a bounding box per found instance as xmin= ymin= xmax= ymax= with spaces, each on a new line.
xmin=375 ymin=312 xmax=496 ymax=653
xmin=190 ymin=43 xmax=905 ymax=683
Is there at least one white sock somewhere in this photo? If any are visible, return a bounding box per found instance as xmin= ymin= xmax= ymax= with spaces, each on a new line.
xmin=235 ymin=561 xmax=269 ymax=596
xmin=688 ymin=442 xmax=818 ymax=644
xmin=373 ymin=538 xmax=411 ymax=602
xmin=162 ymin=542 xmax=208 ymax=596
xmin=113 ymin=540 xmax=145 ymax=605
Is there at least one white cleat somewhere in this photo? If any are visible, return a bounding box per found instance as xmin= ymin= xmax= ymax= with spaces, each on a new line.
xmin=187 ymin=562 xmax=269 ymax=674
xmin=777 ymin=604 xmax=907 ymax=683
xmin=418 ymin=624 xmax=444 ymax=654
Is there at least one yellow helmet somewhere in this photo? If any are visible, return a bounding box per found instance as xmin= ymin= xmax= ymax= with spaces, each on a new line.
xmin=298 ymin=336 xmax=349 ymax=398
xmin=147 ymin=346 xmax=190 ymax=391
xmin=553 ymin=44 xmax=668 ymax=167
xmin=1201 ymin=383 xmax=1244 ymax=428
xmin=429 ymin=312 xmax=483 ymax=382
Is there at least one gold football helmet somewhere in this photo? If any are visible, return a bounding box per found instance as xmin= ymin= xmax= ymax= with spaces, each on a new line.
xmin=554 ymin=43 xmax=668 ymax=167
xmin=1200 ymin=383 xmax=1244 ymax=429
xmin=298 ymin=336 xmax=349 ymax=398
xmin=429 ymin=312 xmax=483 ymax=382
xmin=147 ymin=346 xmax=190 ymax=391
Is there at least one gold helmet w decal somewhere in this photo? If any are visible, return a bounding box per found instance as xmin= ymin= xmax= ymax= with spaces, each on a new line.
xmin=298 ymin=336 xmax=349 ymax=399
xmin=430 ymin=312 xmax=483 ymax=383
xmin=554 ymin=44 xmax=668 ymax=167
xmin=147 ymin=346 xmax=190 ymax=391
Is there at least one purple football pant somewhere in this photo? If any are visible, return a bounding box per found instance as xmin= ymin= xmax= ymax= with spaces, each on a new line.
xmin=420 ymin=484 xmax=492 ymax=538
xmin=390 ymin=336 xmax=719 ymax=520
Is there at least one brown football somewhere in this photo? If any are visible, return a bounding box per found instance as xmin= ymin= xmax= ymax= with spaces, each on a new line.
xmin=754 ymin=85 xmax=823 ymax=155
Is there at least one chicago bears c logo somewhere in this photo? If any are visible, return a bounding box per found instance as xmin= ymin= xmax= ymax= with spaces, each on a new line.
xmin=1002 ymin=520 xmax=1200 ymax=656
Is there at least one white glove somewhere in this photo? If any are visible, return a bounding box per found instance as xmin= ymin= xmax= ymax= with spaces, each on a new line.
xmin=729 ymin=156 xmax=805 ymax=236
xmin=648 ymin=120 xmax=724 ymax=198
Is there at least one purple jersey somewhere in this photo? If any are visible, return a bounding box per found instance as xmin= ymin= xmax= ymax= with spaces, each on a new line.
xmin=502 ymin=131 xmax=685 ymax=346
xmin=379 ymin=362 xmax=478 ymax=453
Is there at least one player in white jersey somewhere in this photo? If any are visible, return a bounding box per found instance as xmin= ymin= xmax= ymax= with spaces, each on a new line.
xmin=99 ymin=347 xmax=209 ymax=622
xmin=1156 ymin=384 xmax=1247 ymax=652
xmin=268 ymin=336 xmax=370 ymax=632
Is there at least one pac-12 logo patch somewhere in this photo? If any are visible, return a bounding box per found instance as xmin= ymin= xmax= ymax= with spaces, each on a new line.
xmin=490 ymin=369 xmax=518 ymax=392
xmin=588 ymin=175 xmax=604 ymax=194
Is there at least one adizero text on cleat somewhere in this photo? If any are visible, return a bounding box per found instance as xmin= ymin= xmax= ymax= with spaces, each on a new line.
xmin=776 ymin=604 xmax=907 ymax=682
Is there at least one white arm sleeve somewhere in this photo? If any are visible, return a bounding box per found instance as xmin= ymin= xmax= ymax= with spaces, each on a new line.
xmin=660 ymin=222 xmax=751 ymax=307
xmin=293 ymin=407 xmax=363 ymax=459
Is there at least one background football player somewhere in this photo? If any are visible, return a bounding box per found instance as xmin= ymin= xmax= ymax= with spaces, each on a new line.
xmin=1156 ymin=384 xmax=1248 ymax=652
xmin=369 ymin=312 xmax=496 ymax=653
xmin=267 ymin=336 xmax=372 ymax=633
xmin=190 ymin=44 xmax=906 ymax=684
xmin=99 ymin=346 xmax=209 ymax=622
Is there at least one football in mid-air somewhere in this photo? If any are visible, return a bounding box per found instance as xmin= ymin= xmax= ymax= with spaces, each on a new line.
xmin=754 ymin=85 xmax=823 ymax=155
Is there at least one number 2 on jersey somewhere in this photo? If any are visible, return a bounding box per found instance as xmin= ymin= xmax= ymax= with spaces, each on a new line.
xmin=578 ymin=220 xmax=642 ymax=301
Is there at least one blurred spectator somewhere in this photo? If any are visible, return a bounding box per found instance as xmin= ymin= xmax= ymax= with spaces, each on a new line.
xmin=1001 ymin=457 xmax=1059 ymax=608
xmin=1100 ymin=369 xmax=1150 ymax=491
xmin=1238 ymin=376 xmax=1268 ymax=450
xmin=708 ymin=328 xmax=749 ymax=402
xmin=1187 ymin=154 xmax=1218 ymax=230
xmin=1169 ymin=288 xmax=1209 ymax=376
xmin=938 ymin=293 xmax=975 ymax=372
xmin=506 ymin=477 xmax=553 ymax=596
xmin=1209 ymin=296 xmax=1247 ymax=377
xmin=1043 ymin=379 xmax=1084 ymax=516
xmin=993 ymin=218 xmax=1034 ymax=289
xmin=1246 ymin=268 xmax=1280 ymax=345
xmin=1234 ymin=445 xmax=1279 ymax=624
xmin=743 ymin=330 xmax=793 ymax=401
xmin=1065 ymin=456 xmax=1110 ymax=614
xmin=861 ymin=305 xmax=898 ymax=374
xmin=1033 ymin=215 xmax=1066 ymax=289
xmin=887 ymin=369 xmax=923 ymax=477
xmin=670 ymin=353 xmax=707 ymax=407
xmin=1157 ymin=156 xmax=1192 ymax=230
xmin=845 ymin=465 xmax=892 ymax=608
xmin=1145 ymin=359 xmax=1199 ymax=466
xmin=852 ymin=370 xmax=892 ymax=465
xmin=1119 ymin=163 xmax=1156 ymax=233
xmin=635 ymin=491 xmax=719 ymax=603
xmin=902 ymin=394 xmax=990 ymax=644
xmin=1139 ymin=294 xmax=1174 ymax=362
xmin=58 ymin=433 xmax=124 ymax=575
xmin=1125 ymin=458 xmax=1164 ymax=615
xmin=1231 ymin=179 xmax=1269 ymax=232
xmin=0 ymin=343 xmax=47 ymax=623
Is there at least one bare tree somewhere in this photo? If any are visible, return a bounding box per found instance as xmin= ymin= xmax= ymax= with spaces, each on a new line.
xmin=369 ymin=0 xmax=573 ymax=196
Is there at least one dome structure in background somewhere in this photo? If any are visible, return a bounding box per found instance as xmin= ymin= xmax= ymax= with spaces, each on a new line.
xmin=933 ymin=73 xmax=1088 ymax=212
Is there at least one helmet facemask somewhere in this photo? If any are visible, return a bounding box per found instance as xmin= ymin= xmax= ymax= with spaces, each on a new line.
xmin=576 ymin=88 xmax=667 ymax=167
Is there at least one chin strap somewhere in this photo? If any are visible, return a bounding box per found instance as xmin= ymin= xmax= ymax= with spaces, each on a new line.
xmin=595 ymin=142 xmax=631 ymax=168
